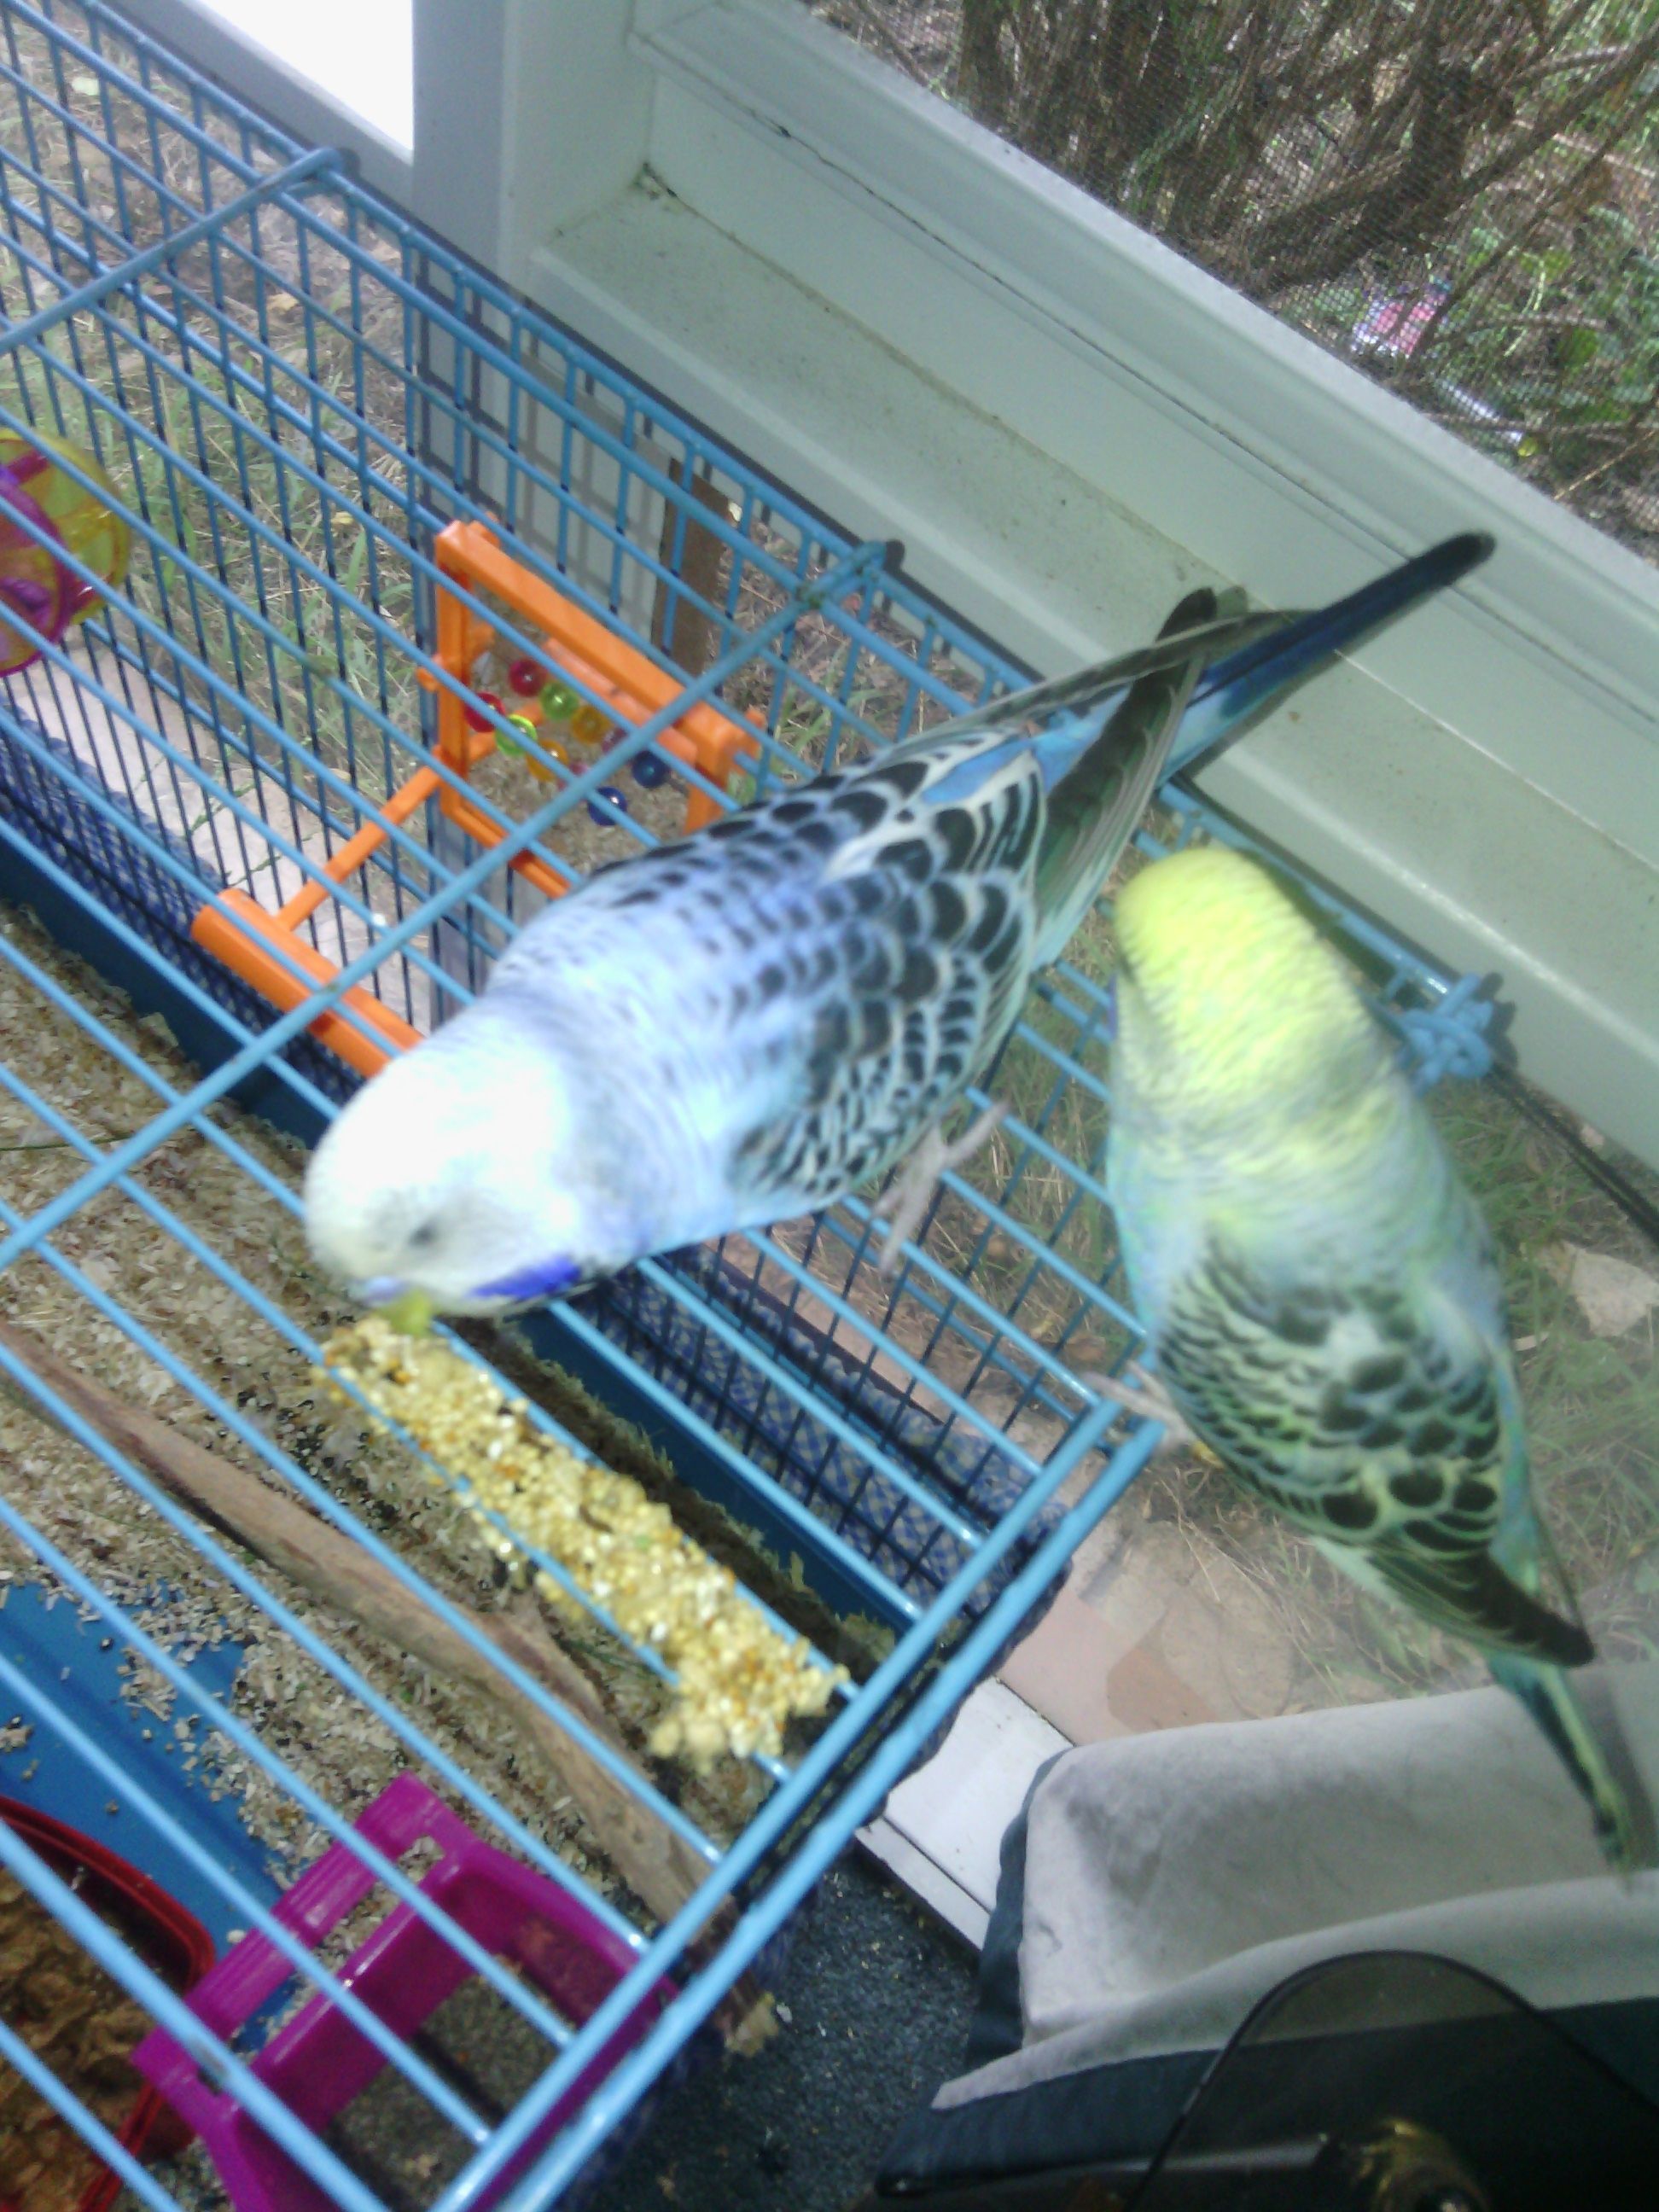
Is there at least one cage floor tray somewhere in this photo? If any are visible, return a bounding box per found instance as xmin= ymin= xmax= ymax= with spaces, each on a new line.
xmin=0 ymin=1585 xmax=272 ymax=1948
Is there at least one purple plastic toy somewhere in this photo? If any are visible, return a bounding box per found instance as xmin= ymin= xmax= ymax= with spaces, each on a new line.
xmin=0 ymin=429 xmax=131 ymax=676
xmin=132 ymin=1773 xmax=674 ymax=2212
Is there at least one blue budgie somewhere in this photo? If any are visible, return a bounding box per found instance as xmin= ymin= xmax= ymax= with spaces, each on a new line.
xmin=1106 ymin=842 xmax=1656 ymax=1871
xmin=305 ymin=534 xmax=1491 ymax=1328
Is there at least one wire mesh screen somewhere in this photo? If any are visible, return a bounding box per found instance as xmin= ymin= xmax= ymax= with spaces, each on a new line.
xmin=812 ymin=1 xmax=1659 ymax=559
xmin=0 ymin=2 xmax=1497 ymax=2207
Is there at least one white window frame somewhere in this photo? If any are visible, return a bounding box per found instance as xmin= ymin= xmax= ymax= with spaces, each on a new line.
xmin=113 ymin=0 xmax=414 ymax=196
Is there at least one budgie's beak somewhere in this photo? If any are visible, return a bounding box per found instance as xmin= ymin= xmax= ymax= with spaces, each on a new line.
xmin=356 ymin=1279 xmax=436 ymax=1336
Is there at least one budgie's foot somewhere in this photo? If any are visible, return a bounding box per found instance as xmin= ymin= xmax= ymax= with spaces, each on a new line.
xmin=876 ymin=1103 xmax=1008 ymax=1277
xmin=1078 ymin=1363 xmax=1197 ymax=1454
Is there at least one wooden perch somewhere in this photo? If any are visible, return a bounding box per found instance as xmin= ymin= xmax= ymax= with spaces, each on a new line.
xmin=0 ymin=1316 xmax=772 ymax=2046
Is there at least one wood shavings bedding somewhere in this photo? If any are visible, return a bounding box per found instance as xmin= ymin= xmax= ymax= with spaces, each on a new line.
xmin=0 ymin=1866 xmax=154 ymax=2212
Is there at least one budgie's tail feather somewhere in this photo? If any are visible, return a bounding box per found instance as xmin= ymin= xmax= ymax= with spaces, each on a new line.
xmin=1331 ymin=1535 xmax=1655 ymax=1871
xmin=1171 ymin=531 xmax=1495 ymax=774
xmin=1489 ymin=1651 xmax=1659 ymax=1875
xmin=1367 ymin=1539 xmax=1593 ymax=1668
xmin=1029 ymin=587 xmax=1231 ymax=967
xmin=904 ymin=597 xmax=1287 ymax=775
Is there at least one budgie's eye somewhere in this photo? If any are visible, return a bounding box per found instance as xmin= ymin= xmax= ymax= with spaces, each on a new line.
xmin=409 ymin=1220 xmax=439 ymax=1251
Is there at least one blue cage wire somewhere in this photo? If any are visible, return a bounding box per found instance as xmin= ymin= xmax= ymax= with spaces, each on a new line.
xmin=0 ymin=3 xmax=1496 ymax=2208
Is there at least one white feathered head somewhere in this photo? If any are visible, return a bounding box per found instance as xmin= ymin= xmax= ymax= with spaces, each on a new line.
xmin=303 ymin=1004 xmax=636 ymax=1319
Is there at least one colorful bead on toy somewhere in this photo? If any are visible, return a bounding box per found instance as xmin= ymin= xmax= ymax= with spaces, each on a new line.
xmin=587 ymin=786 xmax=629 ymax=826
xmin=538 ymin=679 xmax=611 ymax=749
xmin=498 ymin=711 xmax=541 ymax=759
xmin=0 ymin=428 xmax=130 ymax=675
xmin=630 ymin=751 xmax=670 ymax=789
xmin=521 ymin=731 xmax=570 ymax=783
xmin=539 ymin=681 xmax=581 ymax=721
xmin=507 ymin=656 xmax=544 ymax=697
xmin=463 ymin=689 xmax=504 ymax=734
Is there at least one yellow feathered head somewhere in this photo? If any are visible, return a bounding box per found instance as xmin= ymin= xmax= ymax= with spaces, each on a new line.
xmin=1111 ymin=845 xmax=1385 ymax=1127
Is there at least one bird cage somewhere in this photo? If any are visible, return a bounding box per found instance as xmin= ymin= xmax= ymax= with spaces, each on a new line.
xmin=0 ymin=3 xmax=1492 ymax=2207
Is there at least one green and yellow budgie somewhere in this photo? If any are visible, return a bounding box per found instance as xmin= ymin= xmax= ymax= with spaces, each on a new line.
xmin=1106 ymin=843 xmax=1656 ymax=1871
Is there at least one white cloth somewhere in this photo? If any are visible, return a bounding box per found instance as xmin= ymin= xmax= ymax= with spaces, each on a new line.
xmin=935 ymin=1666 xmax=1659 ymax=2111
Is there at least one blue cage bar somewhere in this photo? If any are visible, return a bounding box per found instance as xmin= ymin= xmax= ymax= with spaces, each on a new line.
xmin=0 ymin=3 xmax=1493 ymax=2207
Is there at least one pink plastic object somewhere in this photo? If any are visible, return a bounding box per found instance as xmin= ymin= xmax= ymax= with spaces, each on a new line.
xmin=131 ymin=1773 xmax=675 ymax=2212
xmin=0 ymin=432 xmax=131 ymax=676
xmin=0 ymin=459 xmax=70 ymax=676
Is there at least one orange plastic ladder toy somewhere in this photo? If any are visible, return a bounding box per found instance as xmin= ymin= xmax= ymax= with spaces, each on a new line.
xmin=191 ymin=521 xmax=762 ymax=1080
